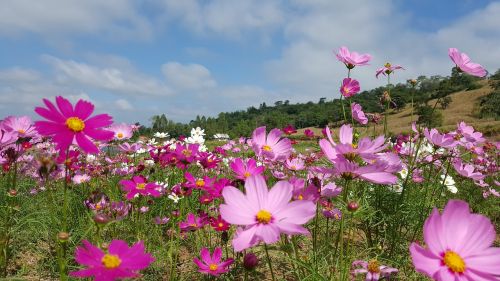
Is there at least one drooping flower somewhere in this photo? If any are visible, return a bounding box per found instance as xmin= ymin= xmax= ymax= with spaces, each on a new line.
xmin=351 ymin=259 xmax=398 ymax=281
xmin=193 ymin=247 xmax=234 ymax=277
xmin=251 ymin=126 xmax=292 ymax=161
xmin=304 ymin=129 xmax=315 ymax=138
xmin=230 ymin=158 xmax=264 ymax=180
xmin=376 ymin=62 xmax=404 ymax=78
xmin=335 ymin=46 xmax=372 ymax=68
xmin=109 ymin=123 xmax=133 ymax=140
xmin=448 ymin=48 xmax=487 ymax=77
xmin=340 ymin=78 xmax=360 ymax=98
xmin=119 ymin=176 xmax=161 ymax=200
xmin=34 ymin=96 xmax=114 ymax=154
xmin=220 ymin=175 xmax=316 ymax=252
xmin=351 ymin=102 xmax=368 ymax=125
xmin=409 ymin=199 xmax=500 ymax=280
xmin=70 ymin=240 xmax=155 ymax=280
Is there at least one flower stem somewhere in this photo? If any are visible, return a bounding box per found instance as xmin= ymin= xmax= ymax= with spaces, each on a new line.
xmin=264 ymin=243 xmax=276 ymax=281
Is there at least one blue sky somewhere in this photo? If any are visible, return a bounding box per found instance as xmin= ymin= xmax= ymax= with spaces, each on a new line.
xmin=1 ymin=0 xmax=499 ymax=125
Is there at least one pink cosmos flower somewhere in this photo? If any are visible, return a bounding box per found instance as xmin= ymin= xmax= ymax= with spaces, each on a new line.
xmin=72 ymin=174 xmax=91 ymax=185
xmin=251 ymin=126 xmax=292 ymax=161
xmin=376 ymin=63 xmax=404 ymax=78
xmin=70 ymin=240 xmax=155 ymax=280
xmin=283 ymin=124 xmax=297 ymax=135
xmin=351 ymin=260 xmax=398 ymax=281
xmin=1 ymin=116 xmax=37 ymax=138
xmin=304 ymin=129 xmax=315 ymax=138
xmin=335 ymin=46 xmax=372 ymax=68
xmin=34 ymin=96 xmax=114 ymax=154
xmin=286 ymin=157 xmax=305 ymax=171
xmin=409 ymin=199 xmax=500 ymax=280
xmin=448 ymin=48 xmax=487 ymax=77
xmin=452 ymin=159 xmax=485 ymax=181
xmin=118 ymin=142 xmax=142 ymax=153
xmin=220 ymin=175 xmax=316 ymax=252
xmin=109 ymin=123 xmax=133 ymax=140
xmin=340 ymin=78 xmax=360 ymax=98
xmin=230 ymin=158 xmax=265 ymax=180
xmin=179 ymin=213 xmax=205 ymax=232
xmin=455 ymin=121 xmax=485 ymax=145
xmin=333 ymin=157 xmax=398 ymax=185
xmin=424 ymin=128 xmax=457 ymax=148
xmin=351 ymin=103 xmax=368 ymax=125
xmin=119 ymin=176 xmax=161 ymax=200
xmin=193 ymin=247 xmax=234 ymax=277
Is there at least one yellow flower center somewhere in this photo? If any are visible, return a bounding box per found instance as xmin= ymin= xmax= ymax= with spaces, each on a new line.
xmin=196 ymin=179 xmax=205 ymax=187
xmin=343 ymin=87 xmax=350 ymax=94
xmin=384 ymin=62 xmax=392 ymax=68
xmin=443 ymin=251 xmax=466 ymax=273
xmin=298 ymin=194 xmax=303 ymax=200
xmin=101 ymin=254 xmax=121 ymax=269
xmin=244 ymin=172 xmax=251 ymax=178
xmin=209 ymin=263 xmax=218 ymax=271
xmin=65 ymin=117 xmax=85 ymax=132
xmin=291 ymin=165 xmax=297 ymax=170
xmin=182 ymin=149 xmax=192 ymax=157
xmin=344 ymin=152 xmax=357 ymax=161
xmin=256 ymin=210 xmax=272 ymax=224
xmin=218 ymin=222 xmax=224 ymax=228
xmin=367 ymin=259 xmax=380 ymax=273
xmin=95 ymin=203 xmax=102 ymax=210
xmin=117 ymin=133 xmax=124 ymax=139
xmin=18 ymin=129 xmax=26 ymax=134
xmin=136 ymin=183 xmax=146 ymax=190
xmin=262 ymin=145 xmax=272 ymax=152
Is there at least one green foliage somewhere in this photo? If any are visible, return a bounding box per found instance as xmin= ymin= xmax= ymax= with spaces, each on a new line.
xmin=416 ymin=105 xmax=443 ymax=127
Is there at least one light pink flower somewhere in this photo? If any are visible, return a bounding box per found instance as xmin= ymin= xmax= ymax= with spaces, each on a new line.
xmin=251 ymin=126 xmax=292 ymax=161
xmin=1 ymin=116 xmax=37 ymax=138
xmin=351 ymin=103 xmax=368 ymax=125
xmin=109 ymin=123 xmax=133 ymax=140
xmin=220 ymin=175 xmax=316 ymax=251
xmin=335 ymin=46 xmax=372 ymax=68
xmin=409 ymin=200 xmax=500 ymax=280
xmin=193 ymin=247 xmax=234 ymax=277
xmin=452 ymin=159 xmax=485 ymax=181
xmin=340 ymin=78 xmax=360 ymax=98
xmin=449 ymin=48 xmax=487 ymax=77
xmin=376 ymin=63 xmax=404 ymax=78
xmin=286 ymin=158 xmax=305 ymax=171
xmin=351 ymin=259 xmax=398 ymax=281
xmin=424 ymin=128 xmax=457 ymax=148
xmin=230 ymin=158 xmax=264 ymax=180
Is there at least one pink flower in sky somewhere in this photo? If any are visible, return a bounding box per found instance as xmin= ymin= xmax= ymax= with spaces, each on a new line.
xmin=409 ymin=199 xmax=500 ymax=280
xmin=34 ymin=96 xmax=114 ymax=154
xmin=351 ymin=103 xmax=368 ymax=125
xmin=230 ymin=158 xmax=264 ymax=180
xmin=340 ymin=78 xmax=360 ymax=98
xmin=251 ymin=126 xmax=292 ymax=161
xmin=109 ymin=123 xmax=133 ymax=140
xmin=193 ymin=247 xmax=234 ymax=277
xmin=220 ymin=175 xmax=316 ymax=252
xmin=119 ymin=176 xmax=161 ymax=200
xmin=70 ymin=240 xmax=154 ymax=280
xmin=335 ymin=46 xmax=372 ymax=68
xmin=448 ymin=48 xmax=487 ymax=77
xmin=376 ymin=62 xmax=404 ymax=78
xmin=2 ymin=116 xmax=37 ymax=138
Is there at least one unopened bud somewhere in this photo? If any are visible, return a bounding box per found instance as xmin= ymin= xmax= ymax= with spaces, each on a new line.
xmin=93 ymin=213 xmax=109 ymax=224
xmin=58 ymin=232 xmax=69 ymax=242
xmin=347 ymin=201 xmax=359 ymax=212
xmin=243 ymin=253 xmax=259 ymax=270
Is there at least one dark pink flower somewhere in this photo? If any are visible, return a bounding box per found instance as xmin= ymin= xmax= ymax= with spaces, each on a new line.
xmin=34 ymin=96 xmax=113 ymax=154
xmin=119 ymin=176 xmax=161 ymax=200
xmin=283 ymin=124 xmax=297 ymax=135
xmin=193 ymin=247 xmax=234 ymax=277
xmin=335 ymin=46 xmax=372 ymax=68
xmin=340 ymin=78 xmax=360 ymax=98
xmin=70 ymin=240 xmax=154 ymax=280
xmin=449 ymin=48 xmax=487 ymax=77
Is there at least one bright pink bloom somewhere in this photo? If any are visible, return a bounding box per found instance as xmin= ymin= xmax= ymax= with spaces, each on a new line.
xmin=333 ymin=157 xmax=398 ymax=185
xmin=340 ymin=78 xmax=360 ymax=98
xmin=452 ymin=159 xmax=485 ymax=181
xmin=335 ymin=46 xmax=372 ymax=68
xmin=304 ymin=129 xmax=315 ymax=138
xmin=179 ymin=213 xmax=205 ymax=232
xmin=70 ymin=240 xmax=154 ymax=280
xmin=1 ymin=116 xmax=37 ymax=138
xmin=184 ymin=172 xmax=215 ymax=190
xmin=230 ymin=158 xmax=264 ymax=180
xmin=251 ymin=126 xmax=292 ymax=161
xmin=283 ymin=124 xmax=297 ymax=135
xmin=119 ymin=176 xmax=161 ymax=200
xmin=376 ymin=63 xmax=404 ymax=78
xmin=193 ymin=247 xmax=234 ymax=277
xmin=351 ymin=260 xmax=398 ymax=281
xmin=34 ymin=96 xmax=114 ymax=154
xmin=220 ymin=175 xmax=316 ymax=251
xmin=351 ymin=103 xmax=368 ymax=125
xmin=211 ymin=215 xmax=230 ymax=232
xmin=109 ymin=123 xmax=133 ymax=140
xmin=409 ymin=200 xmax=500 ymax=280
xmin=448 ymin=48 xmax=487 ymax=77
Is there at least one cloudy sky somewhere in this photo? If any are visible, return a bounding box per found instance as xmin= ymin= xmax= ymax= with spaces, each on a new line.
xmin=1 ymin=0 xmax=499 ymax=125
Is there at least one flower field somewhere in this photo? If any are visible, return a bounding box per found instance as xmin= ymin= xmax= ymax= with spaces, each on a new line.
xmin=0 ymin=47 xmax=499 ymax=281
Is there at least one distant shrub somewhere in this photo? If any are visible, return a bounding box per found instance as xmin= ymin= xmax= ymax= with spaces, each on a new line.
xmin=417 ymin=105 xmax=443 ymax=127
xmin=478 ymin=90 xmax=500 ymax=120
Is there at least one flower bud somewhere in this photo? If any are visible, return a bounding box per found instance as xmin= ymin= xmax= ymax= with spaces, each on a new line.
xmin=347 ymin=201 xmax=359 ymax=212
xmin=58 ymin=232 xmax=70 ymax=242
xmin=93 ymin=213 xmax=110 ymax=224
xmin=243 ymin=253 xmax=259 ymax=270
xmin=8 ymin=189 xmax=17 ymax=197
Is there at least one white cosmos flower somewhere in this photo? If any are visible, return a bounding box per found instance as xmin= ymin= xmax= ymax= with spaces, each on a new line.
xmin=154 ymin=132 xmax=169 ymax=138
xmin=440 ymin=174 xmax=457 ymax=193
xmin=168 ymin=193 xmax=182 ymax=203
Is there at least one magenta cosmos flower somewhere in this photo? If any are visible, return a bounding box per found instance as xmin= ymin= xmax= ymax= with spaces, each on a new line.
xmin=351 ymin=103 xmax=368 ymax=125
xmin=220 ymin=175 xmax=316 ymax=252
xmin=193 ymin=247 xmax=234 ymax=277
xmin=335 ymin=46 xmax=372 ymax=68
xmin=376 ymin=62 xmax=404 ymax=78
xmin=119 ymin=176 xmax=161 ymax=200
xmin=409 ymin=199 xmax=500 ymax=280
xmin=340 ymin=78 xmax=360 ymax=98
xmin=448 ymin=48 xmax=487 ymax=77
xmin=230 ymin=158 xmax=265 ymax=180
xmin=34 ymin=96 xmax=114 ymax=154
xmin=70 ymin=240 xmax=155 ymax=280
xmin=251 ymin=126 xmax=292 ymax=161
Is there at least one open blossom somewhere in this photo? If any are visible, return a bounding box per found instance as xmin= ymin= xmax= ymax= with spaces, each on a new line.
xmin=179 ymin=213 xmax=205 ymax=232
xmin=193 ymin=247 xmax=234 ymax=277
xmin=409 ymin=200 xmax=500 ymax=280
xmin=251 ymin=126 xmax=292 ymax=161
xmin=34 ymin=96 xmax=114 ymax=154
xmin=230 ymin=158 xmax=264 ymax=180
xmin=351 ymin=103 xmax=368 ymax=125
xmin=282 ymin=124 xmax=297 ymax=135
xmin=335 ymin=46 xmax=372 ymax=68
xmin=452 ymin=159 xmax=485 ymax=181
xmin=351 ymin=259 xmax=398 ymax=281
xmin=286 ymin=157 xmax=305 ymax=171
xmin=220 ymin=175 xmax=316 ymax=252
xmin=70 ymin=240 xmax=154 ymax=280
xmin=448 ymin=48 xmax=487 ymax=77
xmin=1 ymin=116 xmax=37 ymax=138
xmin=376 ymin=62 xmax=404 ymax=78
xmin=109 ymin=123 xmax=133 ymax=140
xmin=119 ymin=176 xmax=161 ymax=200
xmin=340 ymin=78 xmax=360 ymax=98
xmin=424 ymin=128 xmax=456 ymax=148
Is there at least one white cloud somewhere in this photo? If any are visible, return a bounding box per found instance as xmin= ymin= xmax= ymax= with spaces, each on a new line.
xmin=115 ymin=99 xmax=134 ymax=111
xmin=0 ymin=67 xmax=41 ymax=82
xmin=162 ymin=62 xmax=217 ymax=91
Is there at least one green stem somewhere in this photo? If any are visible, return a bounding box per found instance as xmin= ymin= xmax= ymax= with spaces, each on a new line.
xmin=264 ymin=244 xmax=276 ymax=281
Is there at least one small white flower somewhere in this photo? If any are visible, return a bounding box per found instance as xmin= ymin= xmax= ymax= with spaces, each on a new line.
xmin=86 ymin=154 xmax=96 ymax=163
xmin=168 ymin=193 xmax=182 ymax=203
xmin=147 ymin=138 xmax=158 ymax=145
xmin=144 ymin=159 xmax=155 ymax=167
xmin=399 ymin=168 xmax=408 ymax=179
xmin=440 ymin=174 xmax=457 ymax=193
xmin=154 ymin=132 xmax=169 ymax=138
